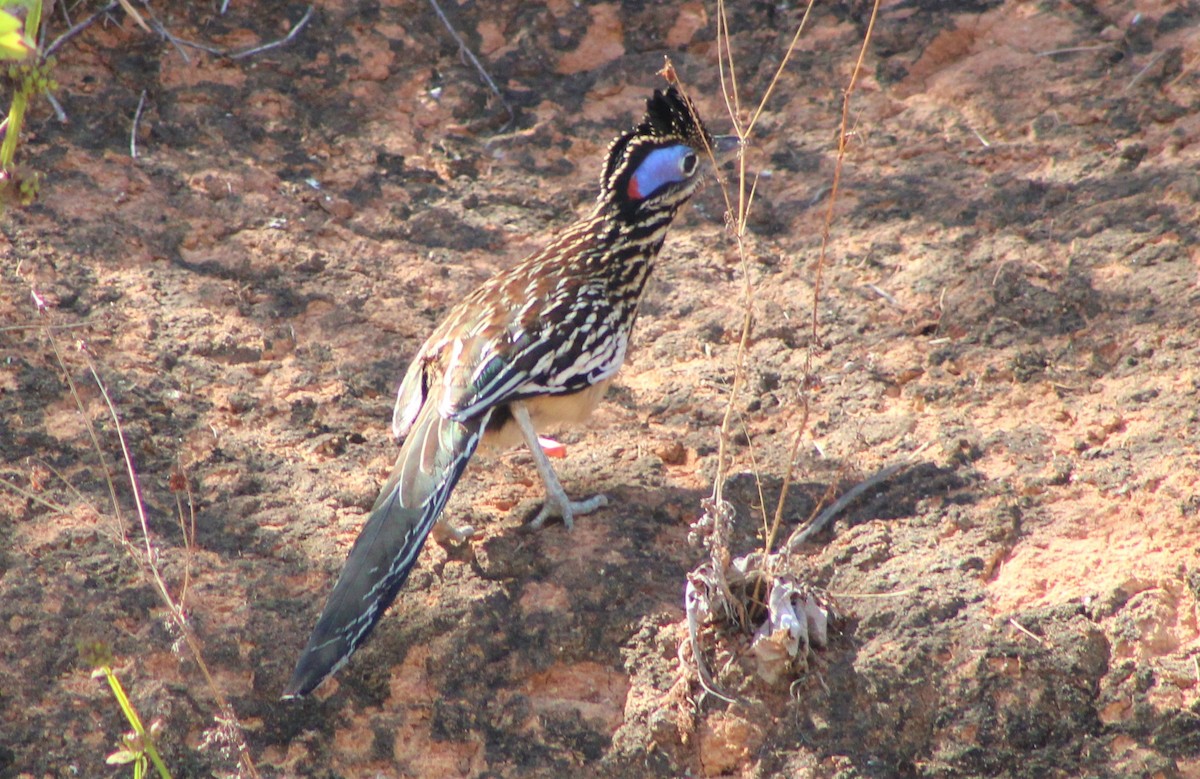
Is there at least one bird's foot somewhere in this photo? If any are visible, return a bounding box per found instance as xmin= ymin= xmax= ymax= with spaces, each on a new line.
xmin=431 ymin=517 xmax=476 ymax=546
xmin=529 ymin=491 xmax=608 ymax=530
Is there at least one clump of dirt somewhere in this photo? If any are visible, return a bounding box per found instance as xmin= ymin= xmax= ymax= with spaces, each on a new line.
xmin=2 ymin=1 xmax=1198 ymax=777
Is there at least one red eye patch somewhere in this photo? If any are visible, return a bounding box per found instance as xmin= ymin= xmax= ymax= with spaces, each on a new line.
xmin=626 ymin=177 xmax=643 ymax=200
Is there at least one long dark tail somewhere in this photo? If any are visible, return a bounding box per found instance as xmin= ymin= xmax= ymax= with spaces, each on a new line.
xmin=283 ymin=403 xmax=487 ymax=698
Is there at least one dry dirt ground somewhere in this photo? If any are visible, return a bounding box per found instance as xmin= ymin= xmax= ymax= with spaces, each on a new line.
xmin=2 ymin=1 xmax=1199 ymax=777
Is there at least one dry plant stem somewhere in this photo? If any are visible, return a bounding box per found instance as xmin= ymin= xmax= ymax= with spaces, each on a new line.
xmin=229 ymin=5 xmax=314 ymax=60
xmin=741 ymin=0 xmax=817 ymax=138
xmin=6 ymin=455 xmax=89 ymax=511
xmin=1009 ymin=618 xmax=1046 ymax=645
xmin=44 ymin=1 xmax=119 ymax=58
xmin=811 ymin=0 xmax=881 ymax=343
xmin=173 ymin=456 xmax=197 ymax=612
xmin=721 ymin=0 xmax=875 ymax=611
xmin=757 ymin=0 xmax=881 ymax=602
xmin=153 ymin=20 xmax=196 ymax=63
xmin=760 ymin=402 xmax=810 ymax=557
xmin=786 ymin=462 xmax=905 ymax=550
xmin=115 ymin=0 xmax=151 ymax=33
xmin=714 ymin=2 xmax=742 ymax=132
xmin=31 ymin=307 xmax=262 ymax=778
xmin=43 ymin=336 xmax=124 ymax=538
xmin=425 ymin=0 xmax=513 ymax=127
xmin=38 ymin=0 xmax=55 ymax=50
xmin=738 ymin=420 xmax=770 ymax=538
xmin=79 ymin=346 xmax=165 ymax=605
xmin=74 ymin=345 xmax=262 ymax=779
xmin=0 ymin=476 xmax=71 ymax=514
xmin=1125 ymin=51 xmax=1165 ymax=92
xmin=707 ymin=0 xmax=817 ymax=513
xmin=44 ymin=92 xmax=67 ymax=123
xmin=35 ymin=457 xmax=89 ymax=505
xmin=130 ymin=89 xmax=146 ymax=158
xmin=0 ymin=320 xmax=94 ymax=332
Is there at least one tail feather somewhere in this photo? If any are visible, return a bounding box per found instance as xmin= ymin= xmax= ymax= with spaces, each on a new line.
xmin=283 ymin=404 xmax=487 ymax=698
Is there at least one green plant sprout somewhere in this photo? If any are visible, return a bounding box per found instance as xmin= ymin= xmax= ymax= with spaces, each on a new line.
xmin=79 ymin=640 xmax=174 ymax=779
xmin=0 ymin=0 xmax=56 ymax=208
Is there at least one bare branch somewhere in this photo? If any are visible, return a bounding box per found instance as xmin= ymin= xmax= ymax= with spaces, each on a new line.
xmin=229 ymin=5 xmax=314 ymax=60
xmin=130 ymin=89 xmax=146 ymax=159
xmin=425 ymin=0 xmax=514 ymax=129
xmin=45 ymin=1 xmax=119 ymax=58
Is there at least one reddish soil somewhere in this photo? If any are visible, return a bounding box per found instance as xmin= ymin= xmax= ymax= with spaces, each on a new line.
xmin=2 ymin=1 xmax=1198 ymax=777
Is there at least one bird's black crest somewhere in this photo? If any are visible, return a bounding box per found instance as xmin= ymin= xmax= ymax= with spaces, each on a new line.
xmin=638 ymin=87 xmax=712 ymax=146
xmin=601 ymin=86 xmax=713 ymax=189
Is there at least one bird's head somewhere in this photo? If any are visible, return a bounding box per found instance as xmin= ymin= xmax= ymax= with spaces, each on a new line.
xmin=598 ymin=87 xmax=738 ymax=219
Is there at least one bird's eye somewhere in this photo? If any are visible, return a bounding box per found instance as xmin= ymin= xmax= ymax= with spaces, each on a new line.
xmin=681 ymin=152 xmax=698 ymax=176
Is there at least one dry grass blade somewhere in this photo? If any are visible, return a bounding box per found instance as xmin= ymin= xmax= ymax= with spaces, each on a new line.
xmin=45 ymin=2 xmax=120 ymax=58
xmin=786 ymin=463 xmax=907 ymax=550
xmin=22 ymin=286 xmax=263 ymax=778
xmin=426 ymin=0 xmax=514 ymax=128
xmin=116 ymin=0 xmax=151 ymax=33
xmin=678 ymin=0 xmax=882 ymax=698
xmin=0 ymin=473 xmax=73 ymax=514
xmin=229 ymin=5 xmax=314 ymax=60
xmin=705 ymin=0 xmax=818 ymax=516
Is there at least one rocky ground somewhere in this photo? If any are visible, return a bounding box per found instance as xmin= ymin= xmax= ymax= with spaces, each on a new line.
xmin=1 ymin=0 xmax=1198 ymax=777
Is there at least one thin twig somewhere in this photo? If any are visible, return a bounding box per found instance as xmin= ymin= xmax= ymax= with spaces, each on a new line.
xmin=30 ymin=457 xmax=91 ymax=506
xmin=152 ymin=19 xmax=195 ymax=62
xmin=1034 ymin=44 xmax=1112 ymax=57
xmin=762 ymin=402 xmax=810 ymax=556
xmin=44 ymin=1 xmax=119 ymax=58
xmin=38 ymin=0 xmax=53 ymax=51
xmin=1125 ymin=51 xmax=1165 ymax=92
xmin=0 ymin=476 xmax=73 ymax=514
xmin=173 ymin=455 xmax=197 ymax=614
xmin=865 ymin=283 xmax=899 ymax=307
xmin=44 ymin=92 xmax=68 ymax=123
xmin=27 ymin=285 xmax=262 ymax=778
xmin=1008 ymin=618 xmax=1046 ymax=645
xmin=76 ymin=345 xmax=261 ymax=778
xmin=738 ymin=419 xmax=772 ymax=539
xmin=787 ymin=462 xmax=906 ymax=549
xmin=0 ymin=319 xmax=95 ymax=332
xmin=151 ymin=6 xmax=313 ymax=62
xmin=130 ymin=89 xmax=146 ymax=159
xmin=45 ymin=335 xmax=125 ymax=543
xmin=715 ymin=2 xmax=742 ymax=134
xmin=812 ymin=0 xmax=880 ymax=344
xmin=745 ymin=0 xmax=817 ymax=138
xmin=424 ymin=0 xmax=513 ymax=129
xmin=80 ymin=347 xmax=168 ymax=628
xmin=115 ymin=0 xmax=152 ymax=33
xmin=686 ymin=575 xmax=740 ymax=704
xmin=229 ymin=5 xmax=314 ymax=60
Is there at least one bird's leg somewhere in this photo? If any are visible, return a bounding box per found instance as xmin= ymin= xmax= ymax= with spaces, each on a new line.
xmin=511 ymin=401 xmax=608 ymax=529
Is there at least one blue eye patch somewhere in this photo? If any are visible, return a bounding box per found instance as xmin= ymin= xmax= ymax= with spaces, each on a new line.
xmin=626 ymin=144 xmax=697 ymax=200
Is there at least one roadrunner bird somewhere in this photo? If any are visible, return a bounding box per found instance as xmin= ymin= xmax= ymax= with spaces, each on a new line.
xmin=285 ymin=86 xmax=736 ymax=697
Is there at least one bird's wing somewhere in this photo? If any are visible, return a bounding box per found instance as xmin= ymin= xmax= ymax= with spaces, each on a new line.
xmin=441 ymin=280 xmax=627 ymax=421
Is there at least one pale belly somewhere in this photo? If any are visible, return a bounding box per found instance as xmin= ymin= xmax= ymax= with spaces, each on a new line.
xmin=481 ymin=378 xmax=613 ymax=451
